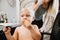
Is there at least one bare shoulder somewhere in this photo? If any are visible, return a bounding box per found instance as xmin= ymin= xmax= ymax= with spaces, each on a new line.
xmin=15 ymin=26 xmax=22 ymax=31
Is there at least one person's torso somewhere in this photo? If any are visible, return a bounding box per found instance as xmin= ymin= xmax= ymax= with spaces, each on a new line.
xmin=17 ymin=27 xmax=33 ymax=40
xmin=35 ymin=6 xmax=47 ymax=20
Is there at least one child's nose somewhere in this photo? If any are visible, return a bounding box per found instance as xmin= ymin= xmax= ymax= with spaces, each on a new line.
xmin=24 ymin=16 xmax=27 ymax=19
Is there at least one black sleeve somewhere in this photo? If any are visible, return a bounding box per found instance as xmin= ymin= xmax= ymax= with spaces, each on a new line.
xmin=32 ymin=19 xmax=43 ymax=28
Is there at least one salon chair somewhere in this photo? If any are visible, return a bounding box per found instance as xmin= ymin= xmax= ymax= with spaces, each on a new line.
xmin=41 ymin=12 xmax=60 ymax=40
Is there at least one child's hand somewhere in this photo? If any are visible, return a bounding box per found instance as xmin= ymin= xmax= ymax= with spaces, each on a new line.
xmin=3 ymin=27 xmax=11 ymax=34
xmin=23 ymin=20 xmax=31 ymax=27
xmin=23 ymin=19 xmax=33 ymax=30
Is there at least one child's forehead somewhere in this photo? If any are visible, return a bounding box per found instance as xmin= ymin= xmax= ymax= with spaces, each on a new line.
xmin=20 ymin=12 xmax=30 ymax=15
xmin=20 ymin=8 xmax=30 ymax=15
xmin=20 ymin=7 xmax=35 ymax=17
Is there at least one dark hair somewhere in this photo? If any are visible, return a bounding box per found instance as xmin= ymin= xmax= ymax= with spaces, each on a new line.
xmin=59 ymin=0 xmax=60 ymax=10
xmin=47 ymin=0 xmax=54 ymax=9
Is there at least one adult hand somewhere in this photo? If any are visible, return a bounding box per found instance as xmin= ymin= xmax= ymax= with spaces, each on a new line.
xmin=37 ymin=0 xmax=44 ymax=5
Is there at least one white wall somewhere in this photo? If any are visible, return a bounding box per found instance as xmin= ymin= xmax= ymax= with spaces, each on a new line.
xmin=0 ymin=0 xmax=20 ymax=23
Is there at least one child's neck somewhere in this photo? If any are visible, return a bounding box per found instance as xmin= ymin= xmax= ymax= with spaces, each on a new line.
xmin=22 ymin=25 xmax=26 ymax=27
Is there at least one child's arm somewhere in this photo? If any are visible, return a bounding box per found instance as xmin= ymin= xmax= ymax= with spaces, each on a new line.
xmin=28 ymin=25 xmax=41 ymax=40
xmin=3 ymin=27 xmax=14 ymax=40
xmin=24 ymin=20 xmax=41 ymax=40
xmin=3 ymin=27 xmax=18 ymax=40
xmin=13 ymin=27 xmax=18 ymax=40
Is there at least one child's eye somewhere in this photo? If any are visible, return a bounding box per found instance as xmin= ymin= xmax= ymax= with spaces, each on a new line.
xmin=21 ymin=15 xmax=24 ymax=17
xmin=26 ymin=15 xmax=30 ymax=17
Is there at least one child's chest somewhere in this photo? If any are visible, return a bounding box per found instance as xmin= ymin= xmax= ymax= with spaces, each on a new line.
xmin=17 ymin=27 xmax=32 ymax=40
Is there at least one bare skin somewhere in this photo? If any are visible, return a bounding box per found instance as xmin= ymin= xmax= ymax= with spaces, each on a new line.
xmin=12 ymin=24 xmax=40 ymax=40
xmin=3 ymin=7 xmax=41 ymax=40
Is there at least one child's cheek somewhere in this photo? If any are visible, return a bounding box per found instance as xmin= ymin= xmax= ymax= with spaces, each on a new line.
xmin=30 ymin=17 xmax=33 ymax=23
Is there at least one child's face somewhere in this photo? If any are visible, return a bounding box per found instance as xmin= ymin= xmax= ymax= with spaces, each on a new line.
xmin=20 ymin=8 xmax=34 ymax=24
